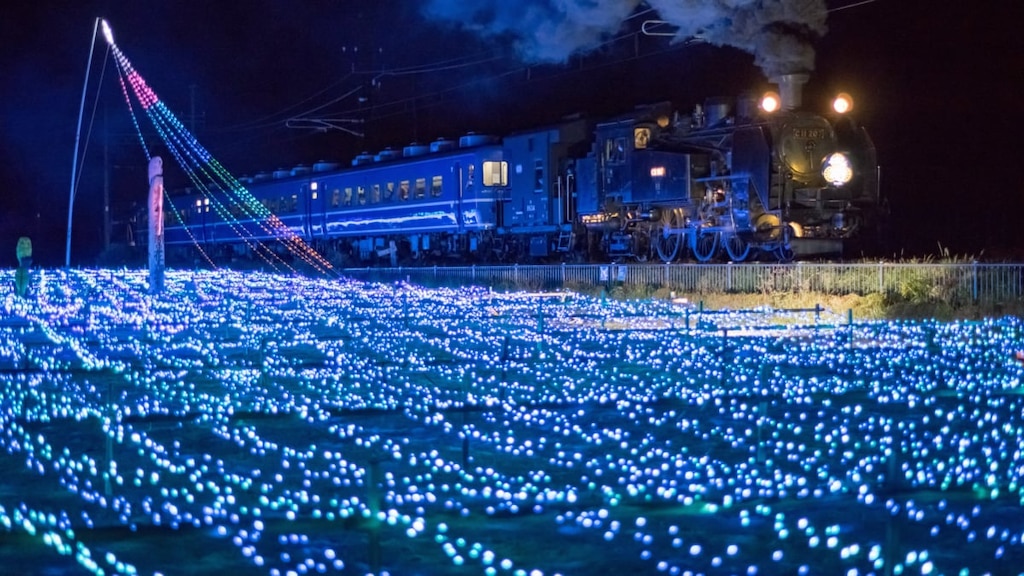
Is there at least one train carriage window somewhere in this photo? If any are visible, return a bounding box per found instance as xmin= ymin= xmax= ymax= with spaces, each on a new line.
xmin=384 ymin=182 xmax=395 ymax=201
xmin=415 ymin=178 xmax=426 ymax=199
xmin=331 ymin=188 xmax=341 ymax=207
xmin=534 ymin=159 xmax=544 ymax=193
xmin=399 ymin=180 xmax=410 ymax=201
xmin=483 ymin=161 xmax=507 ymax=186
xmin=357 ymin=186 xmax=366 ymax=205
xmin=290 ymin=194 xmax=298 ymax=212
xmin=431 ymin=175 xmax=443 ymax=197
xmin=371 ymin=184 xmax=381 ymax=204
xmin=343 ymin=187 xmax=353 ymax=206
xmin=605 ymin=137 xmax=627 ymax=164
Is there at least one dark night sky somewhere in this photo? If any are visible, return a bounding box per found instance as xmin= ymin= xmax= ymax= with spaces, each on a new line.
xmin=1 ymin=0 xmax=1021 ymax=266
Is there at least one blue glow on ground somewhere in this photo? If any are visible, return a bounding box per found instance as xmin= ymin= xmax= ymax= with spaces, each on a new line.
xmin=1 ymin=268 xmax=1023 ymax=575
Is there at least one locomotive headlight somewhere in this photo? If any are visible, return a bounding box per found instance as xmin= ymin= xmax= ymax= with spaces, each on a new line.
xmin=822 ymin=153 xmax=853 ymax=186
xmin=761 ymin=91 xmax=781 ymax=113
xmin=832 ymin=93 xmax=854 ymax=114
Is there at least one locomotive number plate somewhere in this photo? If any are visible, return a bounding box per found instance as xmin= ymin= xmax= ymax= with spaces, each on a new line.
xmin=791 ymin=127 xmax=827 ymax=140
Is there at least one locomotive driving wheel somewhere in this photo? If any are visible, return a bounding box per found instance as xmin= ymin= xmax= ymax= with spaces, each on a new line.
xmin=692 ymin=229 xmax=719 ymax=262
xmin=655 ymin=211 xmax=682 ymax=262
xmin=724 ymin=233 xmax=751 ymax=262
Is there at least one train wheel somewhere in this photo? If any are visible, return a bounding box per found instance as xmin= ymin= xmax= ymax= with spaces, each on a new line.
xmin=692 ymin=230 xmax=718 ymax=262
xmin=655 ymin=210 xmax=683 ymax=262
xmin=724 ymin=233 xmax=750 ymax=262
xmin=774 ymin=225 xmax=795 ymax=262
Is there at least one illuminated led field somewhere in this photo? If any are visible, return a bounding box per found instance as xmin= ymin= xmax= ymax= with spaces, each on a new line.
xmin=1 ymin=269 xmax=1023 ymax=576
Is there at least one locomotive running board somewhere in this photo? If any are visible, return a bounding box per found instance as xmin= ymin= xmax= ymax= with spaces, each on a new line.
xmin=791 ymin=237 xmax=843 ymax=256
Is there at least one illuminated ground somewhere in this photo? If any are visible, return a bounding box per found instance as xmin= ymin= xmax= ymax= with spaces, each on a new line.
xmin=2 ymin=268 xmax=1023 ymax=576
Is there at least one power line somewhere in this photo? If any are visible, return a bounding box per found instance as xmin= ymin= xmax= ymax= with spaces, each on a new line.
xmin=828 ymin=0 xmax=886 ymax=12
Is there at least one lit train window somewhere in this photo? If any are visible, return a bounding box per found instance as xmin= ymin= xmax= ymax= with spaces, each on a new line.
xmin=431 ymin=175 xmax=443 ymax=197
xmin=415 ymin=178 xmax=427 ymax=199
xmin=634 ymin=128 xmax=651 ymax=149
xmin=371 ymin=184 xmax=381 ymax=204
xmin=483 ymin=161 xmax=507 ymax=186
xmin=399 ymin=181 xmax=410 ymax=201
xmin=357 ymin=186 xmax=366 ymax=205
xmin=343 ymin=187 xmax=353 ymax=206
xmin=331 ymin=189 xmax=341 ymax=207
xmin=384 ymin=182 xmax=395 ymax=201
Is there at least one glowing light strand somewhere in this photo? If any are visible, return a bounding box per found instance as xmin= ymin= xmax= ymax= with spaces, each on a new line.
xmin=143 ymin=107 xmax=290 ymax=273
xmin=109 ymin=43 xmax=334 ymax=275
xmin=114 ymin=62 xmax=218 ymax=269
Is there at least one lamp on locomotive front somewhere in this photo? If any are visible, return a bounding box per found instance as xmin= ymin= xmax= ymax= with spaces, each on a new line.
xmin=832 ymin=93 xmax=854 ymax=114
xmin=822 ymin=153 xmax=853 ymax=187
xmin=760 ymin=91 xmax=781 ymax=113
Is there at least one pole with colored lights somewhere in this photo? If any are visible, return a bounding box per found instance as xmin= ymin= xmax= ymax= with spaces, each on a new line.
xmin=148 ymin=156 xmax=165 ymax=293
xmin=66 ymin=18 xmax=113 ymax=267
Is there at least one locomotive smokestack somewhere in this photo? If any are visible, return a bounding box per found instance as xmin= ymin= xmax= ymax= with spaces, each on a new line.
xmin=772 ymin=73 xmax=809 ymax=110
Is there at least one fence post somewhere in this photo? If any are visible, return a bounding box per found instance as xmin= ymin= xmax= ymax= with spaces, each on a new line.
xmin=847 ymin=308 xmax=854 ymax=349
xmin=878 ymin=262 xmax=884 ymax=294
xmin=972 ymin=261 xmax=979 ymax=303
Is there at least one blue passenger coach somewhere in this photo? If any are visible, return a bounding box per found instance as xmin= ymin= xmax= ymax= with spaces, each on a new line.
xmin=166 ymin=134 xmax=510 ymax=264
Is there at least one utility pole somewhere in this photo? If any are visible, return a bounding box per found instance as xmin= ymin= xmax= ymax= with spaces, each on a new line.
xmin=103 ymin=107 xmax=111 ymax=252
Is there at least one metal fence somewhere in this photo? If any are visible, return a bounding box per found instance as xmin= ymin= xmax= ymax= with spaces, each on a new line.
xmin=341 ymin=263 xmax=1024 ymax=303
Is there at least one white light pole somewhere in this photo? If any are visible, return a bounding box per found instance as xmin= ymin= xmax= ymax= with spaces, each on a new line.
xmin=66 ymin=18 xmax=113 ymax=267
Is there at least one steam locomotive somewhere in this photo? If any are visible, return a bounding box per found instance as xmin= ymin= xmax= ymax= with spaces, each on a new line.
xmin=163 ymin=73 xmax=881 ymax=266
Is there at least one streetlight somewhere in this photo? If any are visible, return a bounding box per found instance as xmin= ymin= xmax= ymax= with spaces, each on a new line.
xmin=66 ymin=18 xmax=112 ymax=267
